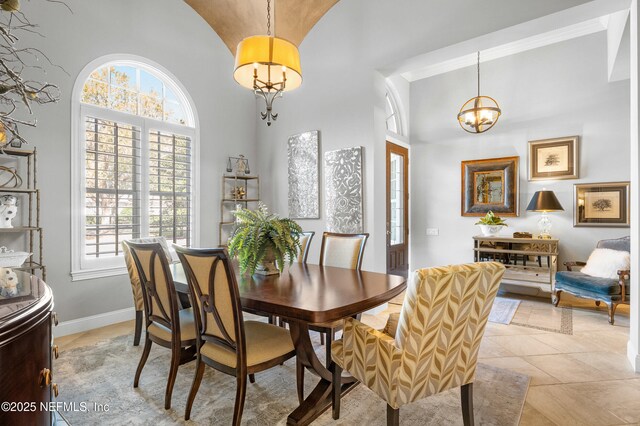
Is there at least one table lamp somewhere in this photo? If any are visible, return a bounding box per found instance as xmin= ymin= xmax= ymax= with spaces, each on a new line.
xmin=526 ymin=189 xmax=564 ymax=239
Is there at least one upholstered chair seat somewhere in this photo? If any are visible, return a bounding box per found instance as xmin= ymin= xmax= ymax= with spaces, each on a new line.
xmin=331 ymin=262 xmax=505 ymax=425
xmin=148 ymin=308 xmax=197 ymax=342
xmin=200 ymin=320 xmax=294 ymax=368
xmin=554 ymin=236 xmax=631 ymax=324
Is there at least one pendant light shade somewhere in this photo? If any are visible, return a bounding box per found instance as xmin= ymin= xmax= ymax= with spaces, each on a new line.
xmin=234 ymin=35 xmax=302 ymax=92
xmin=457 ymin=52 xmax=501 ymax=134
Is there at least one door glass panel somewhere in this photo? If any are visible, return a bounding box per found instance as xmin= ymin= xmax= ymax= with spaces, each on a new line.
xmin=390 ymin=152 xmax=404 ymax=245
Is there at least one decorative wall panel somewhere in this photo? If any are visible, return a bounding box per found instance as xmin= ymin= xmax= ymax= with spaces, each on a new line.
xmin=288 ymin=131 xmax=320 ymax=219
xmin=325 ymin=146 xmax=363 ymax=233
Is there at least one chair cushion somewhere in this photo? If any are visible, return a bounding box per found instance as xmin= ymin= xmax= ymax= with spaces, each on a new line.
xmin=555 ymin=271 xmax=624 ymax=296
xmin=200 ymin=320 xmax=294 ymax=368
xmin=148 ymin=308 xmax=197 ymax=342
xmin=581 ymin=248 xmax=630 ymax=279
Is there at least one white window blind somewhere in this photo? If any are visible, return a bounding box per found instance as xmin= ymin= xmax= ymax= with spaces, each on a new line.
xmin=85 ymin=116 xmax=141 ymax=258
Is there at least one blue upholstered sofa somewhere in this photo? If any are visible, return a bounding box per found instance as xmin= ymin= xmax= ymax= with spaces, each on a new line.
xmin=554 ymin=236 xmax=630 ymax=325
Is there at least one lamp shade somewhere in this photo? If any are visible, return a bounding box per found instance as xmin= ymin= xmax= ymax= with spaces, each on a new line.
xmin=526 ymin=190 xmax=564 ymax=212
xmin=234 ymin=35 xmax=302 ymax=92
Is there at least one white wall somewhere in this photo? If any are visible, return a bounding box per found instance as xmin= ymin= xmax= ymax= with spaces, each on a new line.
xmin=255 ymin=0 xmax=593 ymax=272
xmin=16 ymin=0 xmax=256 ymax=322
xmin=410 ymin=33 xmax=630 ymax=271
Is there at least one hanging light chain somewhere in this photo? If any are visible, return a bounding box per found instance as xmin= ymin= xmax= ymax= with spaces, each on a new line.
xmin=477 ymin=51 xmax=480 ymax=97
xmin=266 ymin=0 xmax=271 ymax=36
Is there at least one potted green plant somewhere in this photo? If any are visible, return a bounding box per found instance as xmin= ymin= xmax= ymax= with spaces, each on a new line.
xmin=228 ymin=203 xmax=302 ymax=275
xmin=475 ymin=211 xmax=508 ymax=236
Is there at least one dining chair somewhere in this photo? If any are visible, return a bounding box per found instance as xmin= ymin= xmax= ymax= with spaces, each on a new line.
xmin=122 ymin=236 xmax=175 ymax=346
xmin=331 ymin=262 xmax=505 ymax=426
xmin=296 ymin=232 xmax=368 ymax=401
xmin=297 ymin=231 xmax=315 ymax=263
xmin=124 ymin=241 xmax=197 ymax=410
xmin=175 ymin=246 xmax=296 ymax=424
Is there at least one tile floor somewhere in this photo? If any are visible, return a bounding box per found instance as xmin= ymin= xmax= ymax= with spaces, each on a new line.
xmin=56 ymin=292 xmax=638 ymax=425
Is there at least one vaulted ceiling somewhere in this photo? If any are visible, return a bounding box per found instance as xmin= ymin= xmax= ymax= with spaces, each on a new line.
xmin=185 ymin=0 xmax=340 ymax=54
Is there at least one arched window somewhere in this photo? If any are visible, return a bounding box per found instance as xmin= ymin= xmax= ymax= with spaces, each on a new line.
xmin=71 ymin=56 xmax=198 ymax=280
xmin=385 ymin=92 xmax=402 ymax=136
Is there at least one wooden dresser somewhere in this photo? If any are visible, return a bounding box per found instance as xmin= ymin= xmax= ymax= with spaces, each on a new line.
xmin=0 ymin=273 xmax=56 ymax=425
xmin=473 ymin=236 xmax=559 ymax=295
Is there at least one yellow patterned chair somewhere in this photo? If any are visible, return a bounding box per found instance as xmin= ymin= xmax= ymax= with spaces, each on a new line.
xmin=331 ymin=262 xmax=505 ymax=426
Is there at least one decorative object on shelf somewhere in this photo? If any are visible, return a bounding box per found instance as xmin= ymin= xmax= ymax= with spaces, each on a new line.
xmin=233 ymin=0 xmax=302 ymax=126
xmin=226 ymin=155 xmax=251 ymax=175
xmin=0 ymin=195 xmax=17 ymax=228
xmin=475 ymin=211 xmax=508 ymax=237
xmin=457 ymin=51 xmax=501 ymax=134
xmin=528 ymin=136 xmax=579 ymax=181
xmin=0 ymin=246 xmax=30 ymax=267
xmin=574 ymin=182 xmax=630 ymax=227
xmin=513 ymin=232 xmax=532 ymax=239
xmin=0 ymin=165 xmax=22 ymax=188
xmin=288 ymin=130 xmax=319 ymax=219
xmin=230 ymin=186 xmax=246 ymax=200
xmin=325 ymin=146 xmax=364 ymax=233
xmin=526 ymin=189 xmax=564 ymax=239
xmin=0 ymin=267 xmax=18 ymax=297
xmin=228 ymin=202 xmax=302 ymax=276
xmin=461 ymin=156 xmax=519 ymax=217
xmin=0 ymin=1 xmax=66 ymax=148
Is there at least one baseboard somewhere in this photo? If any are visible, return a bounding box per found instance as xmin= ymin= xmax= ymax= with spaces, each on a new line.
xmin=628 ymin=340 xmax=640 ymax=373
xmin=54 ymin=307 xmax=136 ymax=338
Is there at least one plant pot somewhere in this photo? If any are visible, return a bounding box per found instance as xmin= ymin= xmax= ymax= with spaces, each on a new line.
xmin=254 ymin=248 xmax=280 ymax=276
xmin=478 ymin=224 xmax=505 ymax=237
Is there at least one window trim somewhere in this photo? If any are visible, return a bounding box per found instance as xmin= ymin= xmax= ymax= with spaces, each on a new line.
xmin=71 ymin=54 xmax=200 ymax=281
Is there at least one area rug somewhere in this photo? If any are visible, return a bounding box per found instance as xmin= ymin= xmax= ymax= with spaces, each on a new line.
xmin=55 ymin=334 xmax=529 ymax=425
xmin=488 ymin=297 xmax=521 ymax=325
xmin=496 ymin=294 xmax=574 ymax=335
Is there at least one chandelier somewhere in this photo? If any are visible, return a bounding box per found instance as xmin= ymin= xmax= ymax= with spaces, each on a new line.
xmin=457 ymin=52 xmax=501 ymax=133
xmin=233 ymin=0 xmax=302 ymax=126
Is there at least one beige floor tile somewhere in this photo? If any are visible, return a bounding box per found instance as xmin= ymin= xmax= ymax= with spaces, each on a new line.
xmin=478 ymin=338 xmax=517 ymax=359
xmin=480 ymin=357 xmax=559 ymax=386
xmin=486 ymin=334 xmax=561 ymax=356
xmin=526 ymin=382 xmax=629 ymax=425
xmin=519 ymin=402 xmax=557 ymax=426
xmin=524 ymin=353 xmax=628 ymax=383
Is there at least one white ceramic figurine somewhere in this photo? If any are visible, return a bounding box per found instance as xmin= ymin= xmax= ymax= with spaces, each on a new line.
xmin=0 ymin=267 xmax=19 ymax=297
xmin=0 ymin=195 xmax=17 ymax=228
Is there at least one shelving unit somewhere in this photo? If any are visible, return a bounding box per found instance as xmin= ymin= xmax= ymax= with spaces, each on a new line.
xmin=0 ymin=148 xmax=45 ymax=281
xmin=219 ymin=175 xmax=260 ymax=246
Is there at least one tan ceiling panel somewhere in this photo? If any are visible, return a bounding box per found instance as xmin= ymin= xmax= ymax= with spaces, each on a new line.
xmin=185 ymin=0 xmax=339 ymax=54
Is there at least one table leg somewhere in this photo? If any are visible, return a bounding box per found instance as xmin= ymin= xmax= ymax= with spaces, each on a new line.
xmin=287 ymin=320 xmax=358 ymax=426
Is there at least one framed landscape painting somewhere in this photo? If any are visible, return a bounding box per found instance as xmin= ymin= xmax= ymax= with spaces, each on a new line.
xmin=461 ymin=156 xmax=519 ymax=217
xmin=528 ymin=136 xmax=579 ymax=181
xmin=574 ymin=182 xmax=630 ymax=227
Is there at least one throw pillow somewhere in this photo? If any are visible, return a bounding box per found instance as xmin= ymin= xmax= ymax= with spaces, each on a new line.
xmin=580 ymin=248 xmax=630 ymax=280
xmin=383 ymin=312 xmax=400 ymax=338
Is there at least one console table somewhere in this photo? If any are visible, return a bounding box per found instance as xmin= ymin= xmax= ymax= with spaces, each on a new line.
xmin=473 ymin=236 xmax=559 ymax=294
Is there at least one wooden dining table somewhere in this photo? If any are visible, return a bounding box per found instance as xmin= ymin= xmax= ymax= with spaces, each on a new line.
xmin=170 ymin=262 xmax=406 ymax=425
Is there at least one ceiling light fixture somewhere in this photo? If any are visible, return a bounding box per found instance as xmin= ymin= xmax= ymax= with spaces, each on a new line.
xmin=457 ymin=51 xmax=501 ymax=134
xmin=233 ymin=0 xmax=302 ymax=126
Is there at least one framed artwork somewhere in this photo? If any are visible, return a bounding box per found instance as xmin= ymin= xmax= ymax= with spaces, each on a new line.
xmin=528 ymin=136 xmax=579 ymax=181
xmin=325 ymin=146 xmax=364 ymax=233
xmin=461 ymin=156 xmax=519 ymax=217
xmin=288 ymin=130 xmax=320 ymax=219
xmin=574 ymin=182 xmax=630 ymax=227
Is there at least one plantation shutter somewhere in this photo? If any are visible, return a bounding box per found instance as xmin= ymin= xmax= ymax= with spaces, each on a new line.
xmin=84 ymin=116 xmax=141 ymax=257
xmin=148 ymin=129 xmax=192 ymax=246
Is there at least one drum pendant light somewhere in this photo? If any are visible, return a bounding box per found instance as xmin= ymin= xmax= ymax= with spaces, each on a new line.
xmin=233 ymin=0 xmax=302 ymax=126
